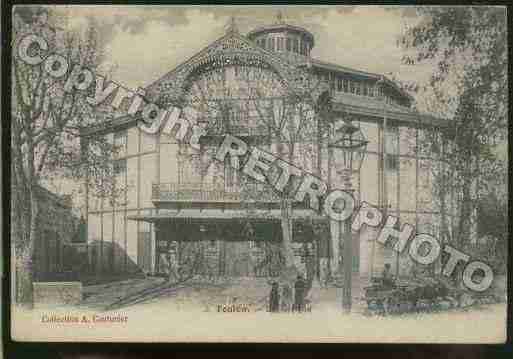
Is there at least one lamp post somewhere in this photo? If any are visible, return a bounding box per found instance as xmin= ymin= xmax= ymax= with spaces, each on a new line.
xmin=328 ymin=118 xmax=368 ymax=313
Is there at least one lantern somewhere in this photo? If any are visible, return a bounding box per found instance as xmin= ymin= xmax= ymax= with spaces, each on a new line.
xmin=328 ymin=118 xmax=368 ymax=175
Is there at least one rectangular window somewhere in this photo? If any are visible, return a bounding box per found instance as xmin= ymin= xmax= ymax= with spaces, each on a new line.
xmin=114 ymin=130 xmax=127 ymax=154
xmin=337 ymin=77 xmax=343 ymax=92
xmin=355 ymin=82 xmax=361 ymax=95
xmin=224 ymin=157 xmax=238 ymax=188
xmin=343 ymin=78 xmax=349 ymax=92
xmin=249 ymin=240 xmax=262 ymax=250
xmin=368 ymin=85 xmax=375 ymax=97
xmin=277 ymin=38 xmax=283 ymax=51
xmin=293 ymin=39 xmax=299 ymax=53
xmin=349 ymin=80 xmax=356 ymax=94
xmin=385 ymin=126 xmax=399 ymax=171
xmin=363 ymin=83 xmax=369 ymax=96
xmin=113 ymin=158 xmax=127 ymax=176
xmin=286 ymin=38 xmax=291 ymax=51
xmin=386 ymin=154 xmax=399 ymax=171
xmin=270 ymin=38 xmax=275 ymax=51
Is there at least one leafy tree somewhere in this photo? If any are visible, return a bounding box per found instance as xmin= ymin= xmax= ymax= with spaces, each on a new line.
xmin=398 ymin=7 xmax=507 ymax=274
xmin=11 ymin=6 xmax=120 ymax=305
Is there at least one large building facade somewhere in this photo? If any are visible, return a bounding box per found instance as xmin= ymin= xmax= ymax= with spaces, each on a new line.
xmin=83 ymin=17 xmax=455 ymax=283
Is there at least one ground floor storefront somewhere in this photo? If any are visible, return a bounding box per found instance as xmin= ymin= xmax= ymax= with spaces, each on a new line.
xmin=152 ymin=217 xmax=334 ymax=281
xmin=128 ymin=208 xmax=363 ymax=282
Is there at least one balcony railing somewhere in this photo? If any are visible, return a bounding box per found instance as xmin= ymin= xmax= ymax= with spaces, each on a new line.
xmin=202 ymin=120 xmax=269 ymax=137
xmin=152 ymin=182 xmax=281 ymax=203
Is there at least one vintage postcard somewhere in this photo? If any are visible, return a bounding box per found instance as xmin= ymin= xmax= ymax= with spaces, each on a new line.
xmin=8 ymin=5 xmax=507 ymax=343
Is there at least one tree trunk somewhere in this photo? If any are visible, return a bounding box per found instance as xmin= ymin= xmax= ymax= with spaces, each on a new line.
xmin=17 ymin=185 xmax=39 ymax=307
xmin=280 ymin=197 xmax=295 ymax=268
xmin=457 ymin=183 xmax=473 ymax=248
xmin=452 ymin=178 xmax=473 ymax=285
xmin=278 ymin=142 xmax=297 ymax=278
xmin=17 ymin=251 xmax=34 ymax=307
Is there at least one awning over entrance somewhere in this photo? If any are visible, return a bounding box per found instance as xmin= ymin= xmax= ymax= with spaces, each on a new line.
xmin=127 ymin=208 xmax=327 ymax=222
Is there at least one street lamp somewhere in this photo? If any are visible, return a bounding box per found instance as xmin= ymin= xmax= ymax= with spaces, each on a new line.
xmin=328 ymin=118 xmax=368 ymax=313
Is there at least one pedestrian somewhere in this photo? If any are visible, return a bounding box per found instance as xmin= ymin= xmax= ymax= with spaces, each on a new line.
xmin=382 ymin=263 xmax=394 ymax=288
xmin=294 ymin=275 xmax=306 ymax=312
xmin=269 ymin=281 xmax=280 ymax=312
xmin=281 ymin=283 xmax=293 ymax=312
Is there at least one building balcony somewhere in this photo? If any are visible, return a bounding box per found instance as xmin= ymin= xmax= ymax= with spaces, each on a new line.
xmin=152 ymin=182 xmax=281 ymax=203
xmin=201 ymin=121 xmax=269 ymax=139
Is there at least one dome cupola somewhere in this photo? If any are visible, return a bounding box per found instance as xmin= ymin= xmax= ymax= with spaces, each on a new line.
xmin=247 ymin=12 xmax=315 ymax=58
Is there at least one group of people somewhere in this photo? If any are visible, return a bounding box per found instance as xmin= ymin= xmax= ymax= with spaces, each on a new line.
xmin=268 ymin=275 xmax=309 ymax=313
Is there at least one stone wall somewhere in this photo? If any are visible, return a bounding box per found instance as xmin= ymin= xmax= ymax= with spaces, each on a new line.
xmin=11 ymin=186 xmax=80 ymax=283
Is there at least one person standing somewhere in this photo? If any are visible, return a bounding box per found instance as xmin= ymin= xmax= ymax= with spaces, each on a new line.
xmin=281 ymin=283 xmax=293 ymax=312
xmin=382 ymin=263 xmax=394 ymax=288
xmin=294 ymin=275 xmax=306 ymax=312
xmin=269 ymin=281 xmax=280 ymax=312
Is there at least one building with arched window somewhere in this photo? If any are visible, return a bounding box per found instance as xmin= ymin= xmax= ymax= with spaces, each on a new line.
xmin=82 ymin=16 xmax=455 ymax=286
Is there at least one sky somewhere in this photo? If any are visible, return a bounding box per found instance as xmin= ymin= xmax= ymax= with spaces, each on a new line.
xmin=48 ymin=5 xmax=431 ymax=90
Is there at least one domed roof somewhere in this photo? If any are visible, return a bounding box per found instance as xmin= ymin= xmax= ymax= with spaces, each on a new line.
xmin=246 ymin=13 xmax=315 ymax=47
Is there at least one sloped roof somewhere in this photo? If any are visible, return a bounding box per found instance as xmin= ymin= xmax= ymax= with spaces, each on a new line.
xmin=310 ymin=58 xmax=414 ymax=104
xmin=330 ymin=92 xmax=446 ymax=128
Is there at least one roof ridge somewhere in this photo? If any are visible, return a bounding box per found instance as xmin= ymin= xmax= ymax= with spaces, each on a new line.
xmin=311 ymin=58 xmax=381 ymax=79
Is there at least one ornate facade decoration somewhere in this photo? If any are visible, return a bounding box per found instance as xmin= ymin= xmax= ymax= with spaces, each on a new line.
xmin=145 ymin=30 xmax=329 ymax=111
